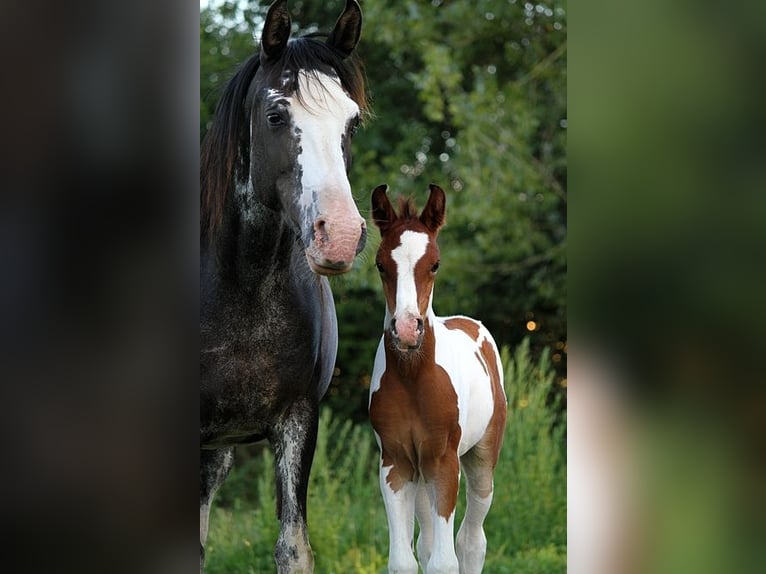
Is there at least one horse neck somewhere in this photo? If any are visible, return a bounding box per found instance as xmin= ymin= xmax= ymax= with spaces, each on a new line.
xmin=212 ymin=186 xmax=306 ymax=287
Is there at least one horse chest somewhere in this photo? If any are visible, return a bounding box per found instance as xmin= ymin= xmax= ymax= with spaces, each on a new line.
xmin=369 ymin=353 xmax=462 ymax=475
xmin=201 ymin=274 xmax=327 ymax=445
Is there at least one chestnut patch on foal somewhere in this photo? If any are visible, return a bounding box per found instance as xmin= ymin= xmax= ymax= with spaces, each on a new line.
xmin=443 ymin=317 xmax=481 ymax=341
xmin=478 ymin=338 xmax=507 ymax=470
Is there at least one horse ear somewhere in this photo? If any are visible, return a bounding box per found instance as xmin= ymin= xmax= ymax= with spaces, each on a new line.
xmin=371 ymin=184 xmax=396 ymax=230
xmin=420 ymin=184 xmax=446 ymax=232
xmin=260 ymin=0 xmax=291 ymax=64
xmin=327 ymin=0 xmax=363 ymax=58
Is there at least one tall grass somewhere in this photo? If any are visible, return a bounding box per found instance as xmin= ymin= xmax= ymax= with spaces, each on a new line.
xmin=205 ymin=339 xmax=566 ymax=573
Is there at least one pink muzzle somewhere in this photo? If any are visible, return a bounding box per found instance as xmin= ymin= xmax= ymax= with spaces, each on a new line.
xmin=391 ymin=314 xmax=425 ymax=350
xmin=305 ymin=211 xmax=366 ymax=275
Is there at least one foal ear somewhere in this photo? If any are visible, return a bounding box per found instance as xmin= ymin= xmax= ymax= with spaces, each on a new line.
xmin=327 ymin=0 xmax=363 ymax=58
xmin=371 ymin=184 xmax=397 ymax=231
xmin=260 ymin=0 xmax=292 ymax=64
xmin=420 ymin=184 xmax=447 ymax=232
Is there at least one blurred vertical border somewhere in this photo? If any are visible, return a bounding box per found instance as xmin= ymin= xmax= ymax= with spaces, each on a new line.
xmin=0 ymin=1 xmax=198 ymax=572
xmin=570 ymin=0 xmax=766 ymax=572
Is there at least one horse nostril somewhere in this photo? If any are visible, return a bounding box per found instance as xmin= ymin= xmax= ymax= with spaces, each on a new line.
xmin=390 ymin=318 xmax=397 ymax=335
xmin=314 ymin=218 xmax=329 ymax=242
xmin=416 ymin=318 xmax=424 ymax=334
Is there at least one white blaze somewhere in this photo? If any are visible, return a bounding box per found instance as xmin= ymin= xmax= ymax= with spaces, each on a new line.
xmin=390 ymin=230 xmax=430 ymax=320
xmin=289 ymin=71 xmax=360 ymax=215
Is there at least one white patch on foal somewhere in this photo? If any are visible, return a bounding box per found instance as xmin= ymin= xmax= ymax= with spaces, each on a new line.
xmin=389 ymin=230 xmax=430 ymax=322
xmin=434 ymin=319 xmax=501 ymax=455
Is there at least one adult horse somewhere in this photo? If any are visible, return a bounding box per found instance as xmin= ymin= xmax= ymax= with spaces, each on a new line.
xmin=369 ymin=184 xmax=507 ymax=573
xmin=200 ymin=1 xmax=367 ymax=572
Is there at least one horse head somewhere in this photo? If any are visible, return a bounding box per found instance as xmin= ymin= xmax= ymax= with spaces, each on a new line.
xmin=204 ymin=0 xmax=367 ymax=276
xmin=244 ymin=0 xmax=367 ymax=275
xmin=372 ymin=183 xmax=446 ymax=351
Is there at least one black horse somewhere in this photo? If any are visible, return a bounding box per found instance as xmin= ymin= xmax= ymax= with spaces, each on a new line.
xmin=200 ymin=1 xmax=367 ymax=571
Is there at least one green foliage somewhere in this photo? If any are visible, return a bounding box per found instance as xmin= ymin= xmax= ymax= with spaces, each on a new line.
xmin=205 ymin=339 xmax=566 ymax=572
xmin=494 ymin=340 xmax=567 ymax=552
xmin=200 ymin=3 xmax=264 ymax=139
xmin=206 ymin=410 xmax=388 ymax=573
xmin=200 ymin=0 xmax=566 ymax=422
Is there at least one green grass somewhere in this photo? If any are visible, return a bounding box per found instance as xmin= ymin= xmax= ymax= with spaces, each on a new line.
xmin=205 ymin=339 xmax=566 ymax=573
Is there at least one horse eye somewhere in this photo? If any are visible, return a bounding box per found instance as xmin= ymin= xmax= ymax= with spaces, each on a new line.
xmin=349 ymin=116 xmax=361 ymax=137
xmin=266 ymin=113 xmax=285 ymax=127
xmin=375 ymin=261 xmax=385 ymax=273
xmin=431 ymin=261 xmax=440 ymax=273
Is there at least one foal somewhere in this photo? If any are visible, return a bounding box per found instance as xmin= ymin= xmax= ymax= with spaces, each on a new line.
xmin=369 ymin=184 xmax=507 ymax=574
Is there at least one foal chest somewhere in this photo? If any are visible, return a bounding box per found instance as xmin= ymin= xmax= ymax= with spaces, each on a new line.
xmin=369 ymin=338 xmax=462 ymax=484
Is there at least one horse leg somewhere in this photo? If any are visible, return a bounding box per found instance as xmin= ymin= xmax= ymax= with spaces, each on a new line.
xmin=455 ymin=448 xmax=495 ymax=574
xmin=378 ymin=460 xmax=418 ymax=574
xmin=422 ymin=451 xmax=460 ymax=574
xmin=415 ymin=480 xmax=433 ymax=567
xmin=271 ymin=397 xmax=319 ymax=574
xmin=200 ymin=447 xmax=234 ymax=573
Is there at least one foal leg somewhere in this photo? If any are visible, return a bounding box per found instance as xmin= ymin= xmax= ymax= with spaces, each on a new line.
xmin=200 ymin=447 xmax=234 ymax=573
xmin=378 ymin=462 xmax=418 ymax=574
xmin=415 ymin=480 xmax=433 ymax=567
xmin=422 ymin=452 xmax=460 ymax=574
xmin=271 ymin=397 xmax=319 ymax=574
xmin=455 ymin=448 xmax=495 ymax=574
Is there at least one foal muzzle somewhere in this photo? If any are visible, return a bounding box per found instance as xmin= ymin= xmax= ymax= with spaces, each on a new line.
xmin=390 ymin=315 xmax=425 ymax=351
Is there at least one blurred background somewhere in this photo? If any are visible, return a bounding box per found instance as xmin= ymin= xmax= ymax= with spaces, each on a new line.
xmin=570 ymin=0 xmax=766 ymax=572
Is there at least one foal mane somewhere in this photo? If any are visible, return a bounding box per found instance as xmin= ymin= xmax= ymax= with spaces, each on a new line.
xmin=396 ymin=196 xmax=420 ymax=221
xmin=200 ymin=35 xmax=369 ymax=243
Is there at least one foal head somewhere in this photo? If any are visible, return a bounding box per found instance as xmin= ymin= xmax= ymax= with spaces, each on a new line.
xmin=372 ymin=184 xmax=446 ymax=352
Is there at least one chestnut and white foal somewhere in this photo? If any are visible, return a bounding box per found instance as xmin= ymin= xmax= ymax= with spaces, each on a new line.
xmin=369 ymin=184 xmax=507 ymax=574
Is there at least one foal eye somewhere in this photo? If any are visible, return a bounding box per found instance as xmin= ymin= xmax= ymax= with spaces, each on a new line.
xmin=431 ymin=261 xmax=440 ymax=273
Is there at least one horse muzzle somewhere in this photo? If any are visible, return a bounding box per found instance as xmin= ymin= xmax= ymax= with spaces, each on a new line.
xmin=390 ymin=315 xmax=424 ymax=352
xmin=305 ymin=215 xmax=367 ymax=276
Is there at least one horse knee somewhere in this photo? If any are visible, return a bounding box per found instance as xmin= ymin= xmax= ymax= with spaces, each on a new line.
xmin=275 ymin=524 xmax=314 ymax=574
